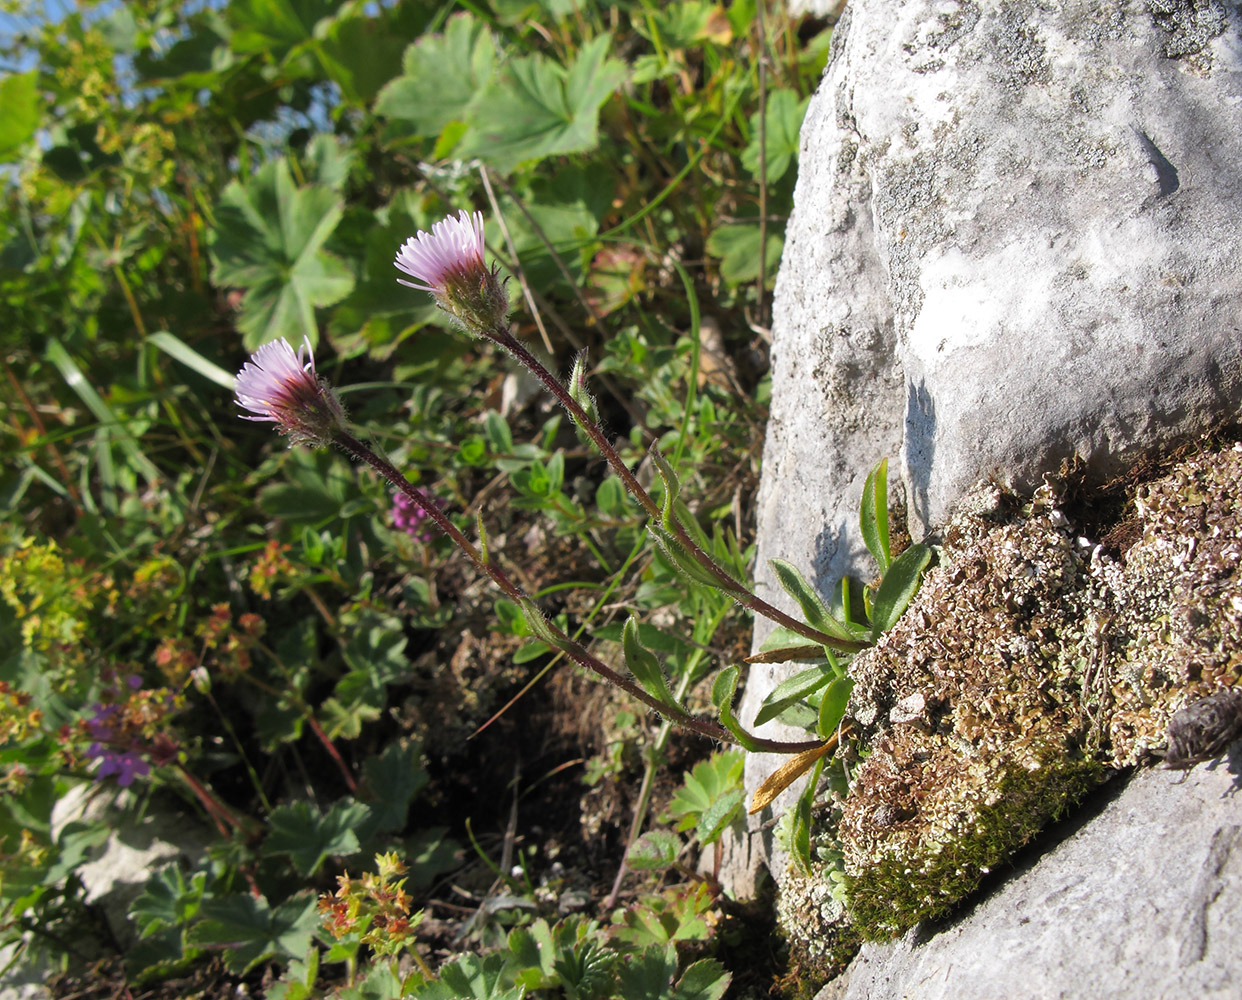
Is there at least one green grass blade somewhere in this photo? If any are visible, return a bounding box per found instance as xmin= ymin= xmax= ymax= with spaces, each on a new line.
xmin=46 ymin=338 xmax=162 ymax=487
xmin=148 ymin=331 xmax=237 ymax=389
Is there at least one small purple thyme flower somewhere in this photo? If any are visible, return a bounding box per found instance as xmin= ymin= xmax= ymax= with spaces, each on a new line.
xmin=234 ymin=337 xmax=345 ymax=447
xmin=85 ymin=703 xmax=151 ymax=787
xmin=392 ymin=492 xmax=433 ymax=541
xmin=394 ymin=210 xmax=507 ymax=333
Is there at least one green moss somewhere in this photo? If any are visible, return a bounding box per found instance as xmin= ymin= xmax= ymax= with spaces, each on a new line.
xmin=844 ymin=735 xmax=1104 ymax=937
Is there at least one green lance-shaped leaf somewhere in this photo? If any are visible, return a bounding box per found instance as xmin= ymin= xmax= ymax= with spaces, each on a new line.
xmin=710 ymin=666 xmax=759 ymax=751
xmin=649 ymin=443 xmax=681 ymax=532
xmin=787 ymin=757 xmax=826 ymax=876
xmin=567 ymin=351 xmax=599 ymax=444
xmin=517 ymin=597 xmax=572 ymax=653
xmin=869 ymin=543 xmax=932 ymax=639
xmin=622 ymin=617 xmax=679 ymax=710
xmin=648 ymin=526 xmax=738 ymax=592
xmin=753 ymin=664 xmax=836 ymax=728
xmin=860 ymin=458 xmax=892 ymax=573
xmin=817 ymin=676 xmax=854 ymax=739
xmin=768 ymin=559 xmax=856 ymax=642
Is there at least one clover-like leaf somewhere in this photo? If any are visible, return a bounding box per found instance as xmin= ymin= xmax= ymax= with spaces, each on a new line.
xmin=417 ymin=953 xmax=520 ymax=1000
xmin=188 ymin=892 xmax=319 ymax=974
xmin=375 ymin=12 xmax=495 ymax=141
xmin=615 ymin=944 xmax=679 ymax=999
xmin=209 ymin=158 xmax=354 ymax=349
xmin=741 ymin=89 xmax=811 ymax=184
xmin=226 ymin=0 xmax=336 ymax=60
xmin=132 ymin=865 xmax=208 ymax=939
xmin=358 ymin=739 xmax=429 ymax=837
xmin=626 ymin=830 xmax=682 ymax=872
xmin=705 ymin=224 xmax=784 ymax=287
xmin=664 ymin=750 xmax=744 ymax=835
xmin=458 ymin=34 xmax=625 ymax=172
xmin=264 ymin=798 xmax=368 ymax=875
xmin=672 ymin=958 xmax=732 ymax=1000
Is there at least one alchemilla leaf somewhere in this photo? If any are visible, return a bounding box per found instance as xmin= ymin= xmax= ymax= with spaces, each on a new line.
xmin=458 ymin=34 xmax=625 ymax=172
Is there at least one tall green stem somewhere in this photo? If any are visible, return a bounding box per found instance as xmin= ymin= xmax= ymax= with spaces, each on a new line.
xmin=480 ymin=326 xmax=864 ymax=654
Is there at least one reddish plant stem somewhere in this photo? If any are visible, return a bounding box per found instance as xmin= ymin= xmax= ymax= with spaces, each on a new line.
xmin=306 ymin=713 xmax=358 ymax=794
xmin=334 ymin=430 xmax=825 ymax=755
xmin=481 ymin=326 xmax=865 ymax=654
xmin=177 ymin=764 xmax=257 ymax=839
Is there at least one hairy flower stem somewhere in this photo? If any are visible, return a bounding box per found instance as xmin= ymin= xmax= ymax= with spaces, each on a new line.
xmin=334 ymin=430 xmax=824 ymax=755
xmin=481 ymin=326 xmax=865 ymax=654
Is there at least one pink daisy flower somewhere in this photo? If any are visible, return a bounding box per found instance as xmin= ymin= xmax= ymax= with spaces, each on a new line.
xmin=234 ymin=337 xmax=345 ymax=447
xmin=395 ymin=210 xmax=507 ymax=333
xmin=395 ymin=210 xmax=486 ymax=293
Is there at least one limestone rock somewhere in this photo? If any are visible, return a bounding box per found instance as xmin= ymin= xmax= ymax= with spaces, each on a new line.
xmin=821 ymin=745 xmax=1242 ymax=1000
xmin=49 ymin=783 xmax=211 ymax=948
xmin=734 ymin=0 xmax=1242 ymax=897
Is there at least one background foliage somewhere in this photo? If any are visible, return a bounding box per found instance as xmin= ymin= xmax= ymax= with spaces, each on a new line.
xmin=0 ymin=0 xmax=835 ymax=995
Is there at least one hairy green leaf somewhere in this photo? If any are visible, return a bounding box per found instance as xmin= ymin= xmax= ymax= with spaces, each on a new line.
xmin=626 ymin=830 xmax=682 ymax=871
xmin=623 ymin=617 xmax=678 ymax=709
xmin=767 ymin=559 xmax=853 ymax=641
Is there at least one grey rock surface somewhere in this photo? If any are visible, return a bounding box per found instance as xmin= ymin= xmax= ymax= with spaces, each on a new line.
xmin=820 ymin=745 xmax=1242 ymax=1000
xmin=732 ymin=0 xmax=1242 ymax=894
xmin=50 ymin=784 xmax=211 ymax=948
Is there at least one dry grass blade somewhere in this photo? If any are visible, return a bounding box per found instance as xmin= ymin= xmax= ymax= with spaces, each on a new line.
xmin=749 ymin=734 xmax=837 ymax=815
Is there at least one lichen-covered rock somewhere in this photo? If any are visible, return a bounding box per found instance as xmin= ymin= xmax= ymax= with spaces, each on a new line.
xmin=773 ymin=440 xmax=1242 ymax=961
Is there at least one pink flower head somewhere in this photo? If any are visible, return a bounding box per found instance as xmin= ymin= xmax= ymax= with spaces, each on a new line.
xmin=234 ymin=337 xmax=345 ymax=447
xmin=395 ymin=210 xmax=507 ymax=333
xmin=392 ymin=491 xmax=434 ymax=542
